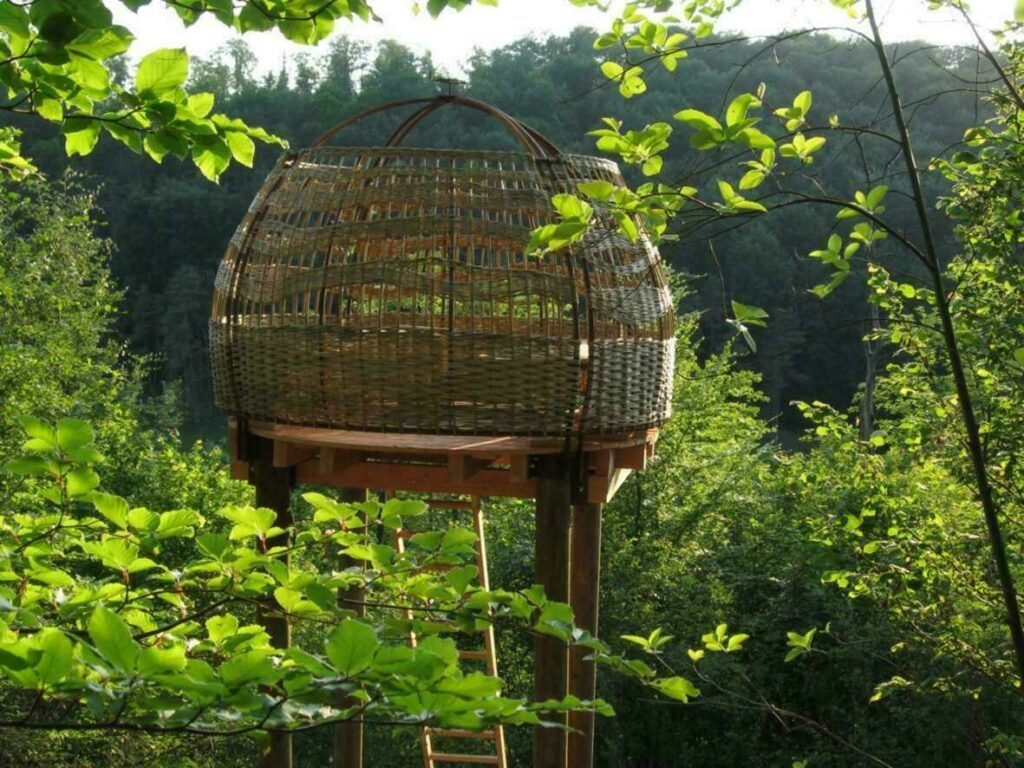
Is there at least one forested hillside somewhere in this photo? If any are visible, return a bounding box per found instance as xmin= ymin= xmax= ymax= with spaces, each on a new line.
xmin=5 ymin=30 xmax=981 ymax=437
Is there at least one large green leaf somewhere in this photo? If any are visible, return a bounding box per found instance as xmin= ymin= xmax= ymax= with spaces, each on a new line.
xmin=219 ymin=650 xmax=275 ymax=687
xmin=326 ymin=620 xmax=379 ymax=676
xmin=91 ymin=493 xmax=128 ymax=529
xmin=63 ymin=120 xmax=100 ymax=158
xmin=135 ymin=48 xmax=188 ymax=95
xmin=652 ymin=676 xmax=700 ymax=702
xmin=35 ymin=629 xmax=73 ymax=686
xmin=66 ymin=467 xmax=100 ymax=497
xmin=88 ymin=607 xmax=139 ymax=674
xmin=66 ymin=26 xmax=133 ymax=59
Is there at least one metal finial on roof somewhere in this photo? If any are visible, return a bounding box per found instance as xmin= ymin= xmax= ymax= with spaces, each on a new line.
xmin=432 ymin=76 xmax=467 ymax=98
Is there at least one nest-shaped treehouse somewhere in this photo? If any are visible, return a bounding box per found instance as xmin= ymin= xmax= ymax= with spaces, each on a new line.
xmin=210 ymin=95 xmax=675 ymax=439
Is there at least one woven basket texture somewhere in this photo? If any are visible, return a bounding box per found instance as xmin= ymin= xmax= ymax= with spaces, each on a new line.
xmin=210 ymin=144 xmax=675 ymax=436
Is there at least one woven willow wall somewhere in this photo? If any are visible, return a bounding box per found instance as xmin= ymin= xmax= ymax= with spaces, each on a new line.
xmin=210 ymin=144 xmax=675 ymax=436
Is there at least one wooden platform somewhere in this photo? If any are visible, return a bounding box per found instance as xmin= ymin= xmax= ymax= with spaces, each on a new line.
xmin=229 ymin=419 xmax=657 ymax=504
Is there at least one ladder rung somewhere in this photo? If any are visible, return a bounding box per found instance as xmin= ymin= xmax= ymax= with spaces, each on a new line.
xmin=427 ymin=753 xmax=499 ymax=765
xmin=426 ymin=728 xmax=496 ymax=740
xmin=457 ymin=649 xmax=489 ymax=661
xmin=426 ymin=499 xmax=475 ymax=511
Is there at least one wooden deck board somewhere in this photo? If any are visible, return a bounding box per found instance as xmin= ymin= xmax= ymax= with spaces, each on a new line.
xmin=245 ymin=420 xmax=655 ymax=457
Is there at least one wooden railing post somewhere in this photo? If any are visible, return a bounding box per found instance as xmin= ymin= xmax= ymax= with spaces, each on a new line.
xmin=533 ymin=455 xmax=572 ymax=768
xmin=334 ymin=487 xmax=369 ymax=768
xmin=568 ymin=502 xmax=602 ymax=768
xmin=251 ymin=437 xmax=295 ymax=768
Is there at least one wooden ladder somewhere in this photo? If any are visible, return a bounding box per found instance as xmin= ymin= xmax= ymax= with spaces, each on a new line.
xmin=390 ymin=495 xmax=508 ymax=768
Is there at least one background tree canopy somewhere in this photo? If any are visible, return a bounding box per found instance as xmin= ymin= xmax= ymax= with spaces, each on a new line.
xmin=3 ymin=30 xmax=982 ymax=438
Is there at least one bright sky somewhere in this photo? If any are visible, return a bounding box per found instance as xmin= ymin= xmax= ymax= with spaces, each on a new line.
xmin=112 ymin=0 xmax=1015 ymax=76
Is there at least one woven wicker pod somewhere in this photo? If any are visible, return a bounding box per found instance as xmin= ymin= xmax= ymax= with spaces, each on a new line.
xmin=210 ymin=95 xmax=675 ymax=437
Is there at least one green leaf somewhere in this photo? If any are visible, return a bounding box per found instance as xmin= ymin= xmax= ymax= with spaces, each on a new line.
xmin=446 ymin=565 xmax=478 ymax=594
xmin=206 ymin=615 xmax=239 ymax=647
xmin=35 ymin=629 xmax=73 ymax=686
xmin=18 ymin=416 xmax=56 ymax=447
xmin=67 ymin=26 xmax=134 ymax=59
xmin=219 ymin=650 xmax=275 ymax=687
xmin=726 ymin=633 xmax=749 ymax=652
xmin=552 ymin=193 xmax=593 ymax=221
xmin=63 ymin=119 xmax=100 ymax=158
xmin=66 ymin=467 xmax=100 ymax=497
xmin=139 ymin=644 xmax=187 ymax=674
xmin=219 ymin=505 xmax=278 ymax=539
xmin=726 ymin=93 xmax=760 ymax=127
xmin=135 ymin=48 xmax=189 ymax=95
xmin=621 ymin=634 xmax=650 ymax=649
xmin=326 ymin=620 xmax=379 ymax=676
xmin=578 ymin=180 xmax=616 ymax=200
xmin=437 ymin=672 xmax=502 ymax=698
xmin=187 ymin=92 xmax=215 ymax=118
xmin=674 ymin=109 xmax=722 ymax=133
xmin=738 ymin=169 xmax=766 ymax=190
xmin=192 ymin=137 xmax=231 ymax=182
xmin=225 ymin=131 xmax=255 ymax=168
xmin=641 ymin=155 xmax=663 ymax=176
xmin=92 ymin=493 xmax=128 ymax=529
xmin=56 ymin=418 xmax=94 ymax=452
xmin=88 ymin=607 xmax=139 ymax=674
xmin=156 ymin=508 xmax=201 ymax=538
xmin=866 ymin=184 xmax=889 ymax=209
xmin=4 ymin=456 xmax=50 ymax=476
xmin=0 ymin=2 xmax=30 ymax=38
xmin=600 ymin=61 xmax=624 ymax=80
xmin=731 ymin=301 xmax=769 ymax=328
xmin=653 ymin=675 xmax=700 ymax=702
xmin=127 ymin=507 xmax=158 ymax=531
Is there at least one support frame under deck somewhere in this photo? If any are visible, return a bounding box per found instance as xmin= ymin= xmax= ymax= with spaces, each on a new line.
xmin=232 ymin=419 xmax=656 ymax=768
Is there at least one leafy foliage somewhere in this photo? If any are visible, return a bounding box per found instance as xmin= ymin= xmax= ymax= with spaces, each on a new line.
xmin=0 ymin=416 xmax=724 ymax=740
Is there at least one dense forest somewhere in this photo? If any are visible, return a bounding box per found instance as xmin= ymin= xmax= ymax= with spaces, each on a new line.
xmin=2 ymin=1 xmax=1024 ymax=766
xmin=6 ymin=30 xmax=982 ymax=438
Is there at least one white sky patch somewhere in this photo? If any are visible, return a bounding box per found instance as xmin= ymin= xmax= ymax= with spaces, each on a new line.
xmin=111 ymin=0 xmax=1015 ymax=76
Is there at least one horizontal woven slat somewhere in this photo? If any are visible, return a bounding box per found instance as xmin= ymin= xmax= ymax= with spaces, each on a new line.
xmin=211 ymin=138 xmax=674 ymax=437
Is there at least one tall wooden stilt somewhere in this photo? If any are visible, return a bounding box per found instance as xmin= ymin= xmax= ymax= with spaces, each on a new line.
xmin=533 ymin=455 xmax=572 ymax=768
xmin=251 ymin=438 xmax=295 ymax=768
xmin=334 ymin=487 xmax=369 ymax=768
xmin=568 ymin=502 xmax=602 ymax=768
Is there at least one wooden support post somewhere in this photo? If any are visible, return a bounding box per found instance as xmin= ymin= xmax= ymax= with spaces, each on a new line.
xmin=533 ymin=455 xmax=572 ymax=768
xmin=334 ymin=487 xmax=369 ymax=768
xmin=251 ymin=438 xmax=295 ymax=768
xmin=568 ymin=503 xmax=602 ymax=768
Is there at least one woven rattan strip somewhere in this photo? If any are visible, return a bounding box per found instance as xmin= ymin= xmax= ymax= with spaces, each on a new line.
xmin=211 ymin=117 xmax=675 ymax=437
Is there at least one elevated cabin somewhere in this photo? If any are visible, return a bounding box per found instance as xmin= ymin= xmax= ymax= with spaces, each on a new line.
xmin=210 ymin=93 xmax=675 ymax=768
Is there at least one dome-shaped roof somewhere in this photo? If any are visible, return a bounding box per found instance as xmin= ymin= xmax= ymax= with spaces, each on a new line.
xmin=210 ymin=95 xmax=674 ymax=437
